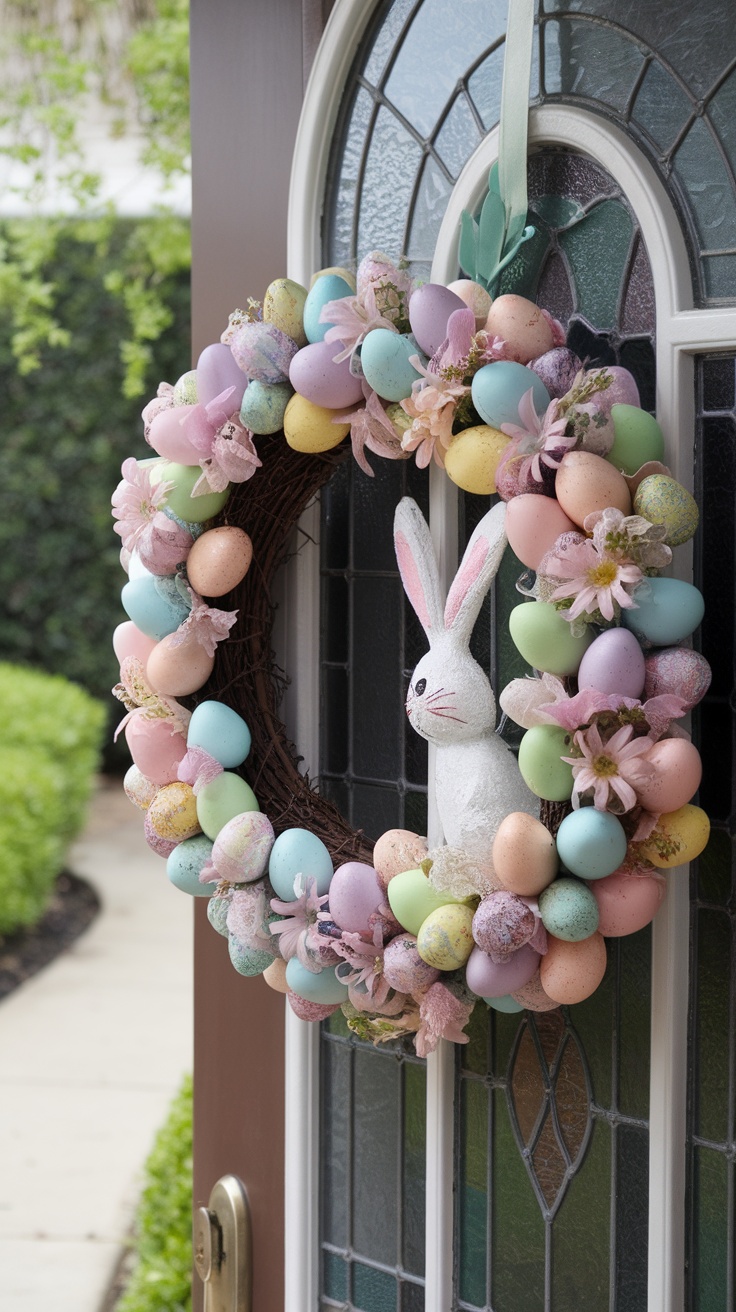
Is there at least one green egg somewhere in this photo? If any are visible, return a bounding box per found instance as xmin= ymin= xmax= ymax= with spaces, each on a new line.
xmin=387 ymin=868 xmax=465 ymax=936
xmin=228 ymin=933 xmax=273 ymax=977
xmin=151 ymin=460 xmax=231 ymax=524
xmin=207 ymin=894 xmax=231 ymax=936
xmin=173 ymin=369 xmax=198 ymax=405
xmin=633 ymin=474 xmax=699 ymax=546
xmin=196 ymin=772 xmax=259 ymax=839
xmin=607 ymin=404 xmax=665 ymax=475
xmin=518 ymin=725 xmax=575 ymax=801
xmin=509 ymin=601 xmax=594 ymax=675
xmin=240 ymin=380 xmax=293 ymax=435
xmin=539 ymin=876 xmax=599 ymax=941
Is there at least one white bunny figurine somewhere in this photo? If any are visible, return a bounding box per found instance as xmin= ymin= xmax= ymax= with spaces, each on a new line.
xmin=394 ymin=496 xmax=537 ymax=863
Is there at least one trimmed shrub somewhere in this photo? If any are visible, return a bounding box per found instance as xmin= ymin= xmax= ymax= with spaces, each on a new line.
xmin=118 ymin=1075 xmax=193 ymax=1312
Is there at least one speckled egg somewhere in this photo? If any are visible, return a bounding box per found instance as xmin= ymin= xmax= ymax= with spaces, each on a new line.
xmin=633 ymin=474 xmax=699 ymax=546
xmin=287 ymin=993 xmax=341 ymax=1021
xmin=643 ymin=647 xmax=711 ymax=710
xmin=263 ymin=278 xmax=308 ymax=347
xmin=240 ymin=380 xmax=292 ymax=435
xmin=492 ymin=812 xmax=559 ymax=897
xmin=484 ymin=295 xmax=554 ymax=363
xmin=466 ymin=942 xmax=541 ymax=997
xmin=444 ymin=424 xmax=511 ymax=496
xmin=589 ymin=366 xmax=640 ymax=416
xmin=186 ymin=526 xmax=253 ymax=597
xmin=540 ymin=932 xmax=607 ymax=1004
xmin=555 ymin=450 xmax=632 ymax=525
xmin=539 ymin=877 xmax=599 ymax=941
xmin=146 ymin=632 xmax=215 ymax=698
xmin=505 ymin=494 xmax=577 ymax=571
xmin=511 ymin=969 xmax=560 ymax=1012
xmin=283 ymin=392 xmax=351 ymax=453
xmin=167 ymin=834 xmax=215 ymax=896
xmin=636 ymin=738 xmax=702 ymax=814
xmin=577 ymin=628 xmax=646 ymax=699
xmin=382 ymin=933 xmax=441 ymax=993
xmin=230 ymin=321 xmax=298 ymax=384
xmin=417 ymin=903 xmax=475 ymax=970
xmin=196 ymin=772 xmax=259 ymax=840
xmin=509 ymin=600 xmax=594 ymax=676
xmin=529 ymin=347 xmax=582 ymax=398
xmin=472 ymin=891 xmax=536 ymax=957
xmin=360 ymin=329 xmax=425 ymax=402
xmin=373 ymin=829 xmax=428 ymax=891
xmin=173 ymin=370 xmax=198 ymax=405
xmin=592 ymin=869 xmax=664 ymax=937
xmin=638 ymin=803 xmax=710 ymax=868
xmin=518 ymin=726 xmax=575 ymax=801
xmin=211 ymin=811 xmax=275 ymax=884
xmin=123 ymin=764 xmax=158 ymax=812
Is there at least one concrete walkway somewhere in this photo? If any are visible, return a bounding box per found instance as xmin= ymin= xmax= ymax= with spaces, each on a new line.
xmin=0 ymin=778 xmax=193 ymax=1312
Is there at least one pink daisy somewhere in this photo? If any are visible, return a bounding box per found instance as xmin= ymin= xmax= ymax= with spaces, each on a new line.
xmin=562 ymin=722 xmax=656 ymax=812
xmin=546 ymin=538 xmax=644 ymax=622
xmin=501 ymin=388 xmax=575 ymax=482
xmin=111 ymin=458 xmax=173 ymax=555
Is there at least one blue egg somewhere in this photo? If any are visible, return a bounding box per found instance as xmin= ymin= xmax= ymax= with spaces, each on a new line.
xmin=121 ymin=575 xmax=191 ymax=640
xmin=539 ymin=876 xmax=599 ymax=941
xmin=360 ymin=329 xmax=426 ymax=401
xmin=471 ymin=361 xmax=550 ymax=428
xmin=303 ymin=274 xmax=354 ymax=344
xmin=484 ymin=994 xmax=525 ymax=1013
xmin=622 ymin=577 xmax=705 ymax=647
xmin=228 ymin=933 xmax=274 ymax=977
xmin=187 ymin=700 xmax=251 ymax=768
xmin=556 ymin=809 xmax=627 ymax=880
xmin=268 ymin=827 xmax=334 ymax=900
xmin=285 ymin=958 xmax=349 ymax=1004
xmin=240 ymin=380 xmax=293 ymax=435
xmin=207 ymin=894 xmax=231 ymax=937
xmin=167 ymin=834 xmax=215 ymax=896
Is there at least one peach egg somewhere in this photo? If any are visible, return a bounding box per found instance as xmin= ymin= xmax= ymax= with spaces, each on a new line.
xmin=540 ymin=931 xmax=607 ymax=1004
xmin=592 ymin=870 xmax=664 ymax=937
xmin=186 ymin=526 xmax=253 ymax=597
xmin=555 ymin=450 xmax=632 ymax=526
xmin=484 ymin=294 xmax=555 ymax=364
xmin=492 ymin=812 xmax=558 ymax=897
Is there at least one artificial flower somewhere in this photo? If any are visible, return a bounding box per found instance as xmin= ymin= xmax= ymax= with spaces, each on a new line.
xmin=320 ymin=286 xmax=401 ymax=362
xmin=341 ymin=1001 xmax=421 ymax=1046
xmin=545 ymin=536 xmax=644 ymax=622
xmin=540 ymin=307 xmax=567 ymax=346
xmin=586 ymin=506 xmax=672 ymax=571
xmin=399 ymin=312 xmax=477 ymax=467
xmin=141 ymin=381 xmax=175 ymax=442
xmin=167 ymin=589 xmax=238 ymax=657
xmin=269 ymin=875 xmax=334 ymax=971
xmin=111 ymin=655 xmax=191 ymax=740
xmin=500 ymin=387 xmax=575 ymax=481
xmin=135 ymin=511 xmax=193 ymax=576
xmin=561 ymin=721 xmax=656 ymax=812
xmin=414 ymin=982 xmax=474 ymax=1056
xmin=111 ymin=457 xmax=173 ymax=555
xmin=227 ymin=885 xmax=277 ymax=956
xmin=333 ymin=380 xmax=407 ymax=476
xmin=177 ymin=746 xmax=224 ymax=795
xmin=333 ymin=924 xmax=405 ymax=1012
xmin=540 ymin=688 xmax=687 ymax=740
xmin=192 ymin=423 xmax=262 ymax=495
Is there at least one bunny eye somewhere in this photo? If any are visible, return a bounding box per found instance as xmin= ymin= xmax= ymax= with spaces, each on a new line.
xmin=414 ymin=678 xmax=427 ymax=696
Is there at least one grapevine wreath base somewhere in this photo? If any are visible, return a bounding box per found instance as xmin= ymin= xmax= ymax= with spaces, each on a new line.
xmin=111 ymin=241 xmax=711 ymax=1055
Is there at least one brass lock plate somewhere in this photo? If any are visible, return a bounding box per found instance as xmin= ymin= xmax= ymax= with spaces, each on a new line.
xmin=193 ymin=1174 xmax=252 ymax=1312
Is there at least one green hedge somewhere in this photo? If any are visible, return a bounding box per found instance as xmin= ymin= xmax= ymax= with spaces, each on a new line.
xmin=0 ymin=663 xmax=105 ymax=933
xmin=118 ymin=1075 xmax=193 ymax=1312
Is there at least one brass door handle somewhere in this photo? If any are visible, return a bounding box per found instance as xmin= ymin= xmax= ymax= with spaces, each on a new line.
xmin=194 ymin=1174 xmax=252 ymax=1312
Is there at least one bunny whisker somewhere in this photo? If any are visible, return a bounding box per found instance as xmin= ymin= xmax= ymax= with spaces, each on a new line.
xmin=425 ymin=688 xmax=448 ymax=703
xmin=428 ymin=709 xmax=467 ymax=723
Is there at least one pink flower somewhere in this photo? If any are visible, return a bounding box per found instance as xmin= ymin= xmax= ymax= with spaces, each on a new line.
xmin=135 ymin=511 xmax=193 ymax=576
xmin=561 ymin=721 xmax=656 ymax=812
xmin=168 ymin=590 xmax=238 ymax=657
xmin=500 ymin=388 xmax=574 ymax=482
xmin=334 ymin=381 xmax=407 ymax=476
xmin=414 ymin=982 xmax=473 ymax=1057
xmin=333 ymin=925 xmax=404 ymax=1013
xmin=192 ymin=423 xmax=262 ymax=495
xmin=178 ymin=746 xmax=224 ymax=795
xmin=111 ymin=458 xmax=173 ymax=555
xmin=321 ymin=287 xmax=400 ymax=362
xmin=270 ymin=875 xmax=334 ymax=971
xmin=541 ymin=689 xmax=687 ymax=740
xmin=227 ymin=885 xmax=277 ymax=955
xmin=586 ymin=506 xmax=672 ymax=571
xmin=545 ymin=537 xmax=644 ymax=622
xmin=540 ymin=307 xmax=567 ymax=347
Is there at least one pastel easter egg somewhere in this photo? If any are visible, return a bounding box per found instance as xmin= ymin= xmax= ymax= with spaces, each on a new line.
xmin=239 ymin=380 xmax=292 ymax=435
xmin=173 ymin=370 xmax=198 ymax=405
xmin=196 ymin=342 xmax=248 ymax=409
xmin=212 ymin=811 xmax=275 ymax=884
xmin=518 ymin=725 xmax=575 ymax=801
xmin=208 ymin=893 xmax=231 ymax=937
xmin=485 ymin=994 xmax=525 ymax=1013
xmin=303 ymin=273 xmax=355 ymax=344
xmin=591 ymin=366 xmax=640 ymax=416
xmin=466 ymin=942 xmax=541 ymax=997
xmin=416 ymin=903 xmax=475 ymax=970
xmin=230 ymin=321 xmax=298 ymax=383
xmin=511 ymin=969 xmax=560 ymax=1012
xmin=187 ymin=700 xmax=251 ymax=768
xmin=288 ymin=994 xmax=341 ymax=1021
xmin=382 ymin=933 xmax=441 ymax=993
xmin=556 ymin=809 xmax=628 ymax=880
xmin=540 ymin=932 xmax=607 ymax=1004
xmin=263 ymin=277 xmax=308 ymax=347
xmin=539 ymin=877 xmax=599 ymax=941
xmin=146 ymin=781 xmax=201 ymax=842
xmin=623 ymin=577 xmax=705 ymax=646
xmin=360 ymin=329 xmax=426 ymax=402
xmin=643 ymin=647 xmax=711 ymax=710
xmin=312 ymin=266 xmax=356 ymax=291
xmin=638 ymin=803 xmax=710 ymax=868
xmin=135 ymin=519 xmax=194 ymax=578
xmin=263 ymin=957 xmax=289 ymax=993
xmin=186 ymin=526 xmax=253 ymax=597
xmin=446 ymin=279 xmax=492 ymax=327
xmin=283 ymin=392 xmax=351 ymax=453
xmin=125 ymin=718 xmax=188 ymax=786
xmin=636 ymin=738 xmax=702 ymax=814
xmin=113 ymin=620 xmax=158 ymax=667
xmin=509 ymin=600 xmax=594 ymax=675
xmin=529 ymin=347 xmax=582 ymax=398
xmin=285 ymin=958 xmax=349 ymax=1004
xmin=408 ymin=283 xmax=466 ymax=356
xmin=485 ymin=295 xmax=554 ymax=364
xmin=328 ymin=862 xmax=385 ymax=933
xmin=492 ymin=812 xmax=558 ymax=896
xmin=228 ymin=934 xmax=273 ymax=977
xmin=444 ymin=424 xmax=512 ymax=495
xmin=123 ymin=764 xmax=158 ymax=812
xmin=148 ymin=405 xmax=202 ymax=464
xmin=126 ymin=552 xmax=153 ymax=581
xmin=268 ymin=828 xmax=333 ymax=900
xmin=505 ymin=495 xmax=577 ymax=571
xmin=196 ymin=772 xmax=259 ymax=840
xmin=146 ymin=633 xmax=215 ymax=698
xmin=121 ymin=575 xmax=191 ymax=641
xmin=472 ymin=891 xmax=536 ymax=957
xmin=592 ymin=869 xmax=664 ymax=936
xmin=387 ymin=868 xmax=464 ymax=936
xmin=633 ymin=474 xmax=699 ymax=546
xmin=606 ymin=404 xmax=665 ymax=474
xmin=555 ymin=450 xmax=632 ymax=525
xmin=167 ymin=834 xmax=215 ymax=896
xmin=150 ymin=461 xmax=230 ymax=524
xmin=144 ymin=811 xmax=178 ymax=858
xmin=289 ymin=339 xmax=365 ymax=409
xmin=471 ymin=360 xmax=550 ymax=429
xmin=373 ymin=829 xmax=428 ymax=891
xmin=577 ymin=628 xmax=646 ymax=699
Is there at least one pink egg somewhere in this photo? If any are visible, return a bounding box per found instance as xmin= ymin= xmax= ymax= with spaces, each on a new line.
xmin=287 ymin=994 xmax=341 ymax=1022
xmin=136 ymin=515 xmax=194 ymax=577
xmin=511 ymin=969 xmax=560 ymax=1012
xmin=373 ymin=829 xmax=428 ymax=891
xmin=143 ymin=810 xmax=178 ymax=858
xmin=636 ymin=738 xmax=703 ymax=813
xmin=328 ymin=862 xmax=385 ymax=933
xmin=592 ymin=870 xmax=664 ymax=937
xmin=577 ymin=628 xmax=646 ymax=699
xmin=382 ymin=933 xmax=440 ymax=992
xmin=466 ymin=943 xmax=541 ymax=998
xmin=148 ymin=405 xmax=202 ymax=464
xmin=529 ymin=347 xmax=582 ymax=398
xmin=644 ymin=647 xmax=712 ymax=710
xmin=505 ymin=494 xmax=577 ymax=570
xmin=196 ymin=342 xmax=248 ymax=409
xmin=125 ymin=717 xmax=188 ymax=785
xmin=113 ymin=621 xmax=158 ymax=666
xmin=472 ymin=892 xmax=536 ymax=958
xmin=540 ymin=932 xmax=607 ymax=1004
xmin=555 ymin=450 xmax=632 ymax=525
xmin=587 ymin=365 xmax=639 ymax=417
xmin=146 ymin=633 xmax=215 ymax=698
xmin=485 ymin=295 xmax=554 ymax=364
xmin=212 ymin=812 xmax=275 ymax=884
xmin=289 ymin=340 xmax=364 ymax=409
xmin=409 ymin=283 xmax=466 ymax=357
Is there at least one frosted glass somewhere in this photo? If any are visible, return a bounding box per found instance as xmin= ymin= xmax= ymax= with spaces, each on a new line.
xmin=434 ymin=93 xmax=482 ymax=179
xmin=632 ymin=60 xmax=691 ymax=154
xmin=543 ymin=17 xmax=644 ymax=114
xmin=357 ymin=107 xmax=423 ymax=261
xmin=329 ymin=87 xmax=373 ymax=266
xmin=363 ymin=0 xmax=419 ymax=87
xmin=406 ymin=156 xmax=453 ymax=262
xmin=673 ymin=117 xmax=736 ymax=252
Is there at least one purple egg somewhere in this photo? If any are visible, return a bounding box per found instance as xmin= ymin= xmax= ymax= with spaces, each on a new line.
xmin=588 ymin=365 xmax=640 ymax=417
xmin=408 ymin=283 xmax=465 ymax=357
xmin=196 ymin=342 xmax=248 ymax=409
xmin=643 ymin=647 xmax=712 ymax=710
xmin=383 ymin=933 xmax=441 ymax=993
xmin=466 ymin=943 xmax=541 ymax=998
xmin=328 ymin=862 xmax=385 ymax=933
xmin=289 ymin=340 xmax=364 ymax=410
xmin=230 ymin=322 xmax=298 ymax=384
xmin=577 ymin=628 xmax=646 ymax=699
xmin=472 ymin=892 xmax=536 ymax=959
xmin=529 ymin=347 xmax=582 ymax=398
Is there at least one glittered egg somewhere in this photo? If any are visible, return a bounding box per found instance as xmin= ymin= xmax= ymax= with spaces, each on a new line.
xmin=263 ymin=277 xmax=308 ymax=347
xmin=125 ymin=719 xmax=188 ymax=786
xmin=408 ymin=283 xmax=466 ymax=356
xmin=303 ymin=273 xmax=355 ymax=344
xmin=471 ymin=360 xmax=550 ymax=429
xmin=143 ymin=811 xmax=178 ymax=858
xmin=529 ymin=347 xmax=582 ymax=398
xmin=167 ymin=834 xmax=216 ymax=896
xmin=150 ymin=460 xmax=230 ymax=524
xmin=466 ymin=942 xmax=541 ymax=997
xmin=636 ymin=738 xmax=702 ymax=814
xmin=146 ymin=781 xmax=200 ymax=841
xmin=289 ymin=339 xmax=365 ymax=409
xmin=230 ymin=320 xmax=298 ymax=383
xmin=484 ymin=295 xmax=554 ymax=364
xmin=196 ymin=772 xmax=259 ymax=840
xmin=283 ymin=392 xmax=351 ymax=453
xmin=505 ymin=494 xmax=577 ymax=571
xmin=511 ymin=969 xmax=560 ymax=1012
xmin=328 ymin=862 xmax=385 ymax=933
xmin=239 ymin=380 xmax=292 ymax=435
xmin=360 ymin=329 xmax=426 ymax=402
xmin=539 ymin=877 xmax=599 ymax=941
xmin=286 ymin=958 xmax=349 ymax=1004
xmin=173 ymin=370 xmax=198 ymax=405
xmin=207 ymin=894 xmax=231 ymax=937
xmin=187 ymin=700 xmax=251 ymax=768
xmin=472 ymin=891 xmax=536 ymax=957
xmin=492 ymin=812 xmax=559 ymax=896
xmin=186 ymin=526 xmax=253 ymax=597
xmin=416 ymin=903 xmax=475 ymax=970
xmin=121 ymin=575 xmax=191 ymax=641
xmin=590 ymin=366 xmax=640 ymax=416
xmin=146 ymin=632 xmax=215 ymax=698
xmin=592 ymin=869 xmax=664 ymax=936
xmin=643 ymin=647 xmax=711 ymax=710
xmin=638 ymin=803 xmax=710 ymax=868
xmin=373 ymin=829 xmax=428 ymax=891
xmin=446 ymin=279 xmax=492 ymax=327
xmin=196 ymin=342 xmax=248 ymax=409
xmin=555 ymin=450 xmax=632 ymax=525
xmin=622 ymin=577 xmax=704 ymax=646
xmin=268 ymin=828 xmax=334 ymax=900
xmin=518 ymin=726 xmax=575 ymax=801
xmin=228 ymin=934 xmax=274 ymax=977
xmin=123 ymin=764 xmax=158 ymax=812
xmin=633 ymin=474 xmax=699 ymax=546
xmin=387 ymin=868 xmax=464 ymax=936
xmin=540 ymin=932 xmax=607 ymax=1004
xmin=509 ymin=600 xmax=594 ymax=675
xmin=577 ymin=628 xmax=646 ymax=699
xmin=211 ymin=811 xmax=275 ymax=884
xmin=382 ymin=933 xmax=441 ymax=993
xmin=444 ymin=424 xmax=511 ymax=495
xmin=607 ymin=405 xmax=665 ymax=475
xmin=556 ymin=809 xmax=628 ymax=880
xmin=287 ymin=993 xmax=341 ymax=1021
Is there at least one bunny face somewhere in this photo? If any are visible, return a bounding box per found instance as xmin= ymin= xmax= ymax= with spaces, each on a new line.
xmin=406 ymin=639 xmax=496 ymax=744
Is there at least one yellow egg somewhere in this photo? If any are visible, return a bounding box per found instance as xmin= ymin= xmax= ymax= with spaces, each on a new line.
xmin=186 ymin=526 xmax=253 ymax=597
xmin=484 ymin=294 xmax=555 ymax=364
xmin=385 ymin=402 xmax=412 ymax=434
xmin=263 ymin=278 xmax=308 ymax=347
xmin=417 ymin=903 xmax=475 ymax=970
xmin=283 ymin=393 xmax=352 ymax=453
xmin=633 ymin=474 xmax=699 ymax=547
xmin=146 ymin=633 xmax=215 ymax=697
xmin=444 ymin=424 xmax=511 ymax=495
xmin=638 ymin=804 xmax=710 ymax=868
xmin=492 ymin=812 xmax=558 ymax=896
xmin=263 ymin=957 xmax=289 ymax=993
xmin=540 ymin=932 xmax=607 ymax=1004
xmin=147 ymin=782 xmax=201 ymax=842
xmin=555 ymin=450 xmax=632 ymax=526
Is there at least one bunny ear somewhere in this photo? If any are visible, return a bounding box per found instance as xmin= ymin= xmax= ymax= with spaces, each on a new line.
xmin=393 ymin=497 xmax=444 ymax=643
xmin=444 ymin=500 xmax=507 ymax=644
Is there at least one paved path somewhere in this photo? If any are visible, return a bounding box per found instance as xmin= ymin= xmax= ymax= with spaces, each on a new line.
xmin=0 ymin=778 xmax=193 ymax=1312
